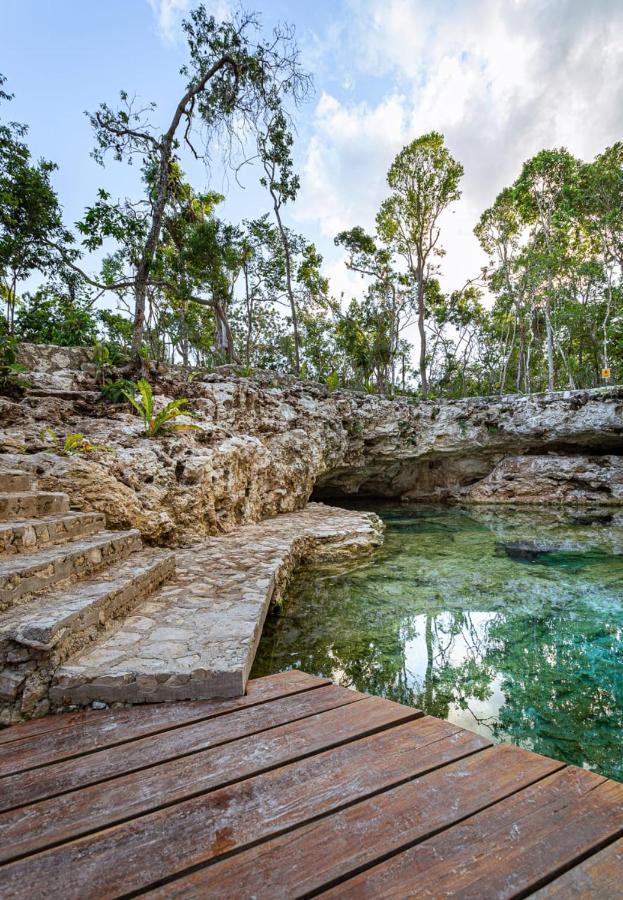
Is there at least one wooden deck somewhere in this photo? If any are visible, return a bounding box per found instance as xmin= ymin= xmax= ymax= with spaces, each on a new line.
xmin=0 ymin=671 xmax=622 ymax=898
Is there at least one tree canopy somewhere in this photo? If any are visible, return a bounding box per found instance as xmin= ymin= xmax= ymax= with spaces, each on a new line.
xmin=2 ymin=7 xmax=623 ymax=398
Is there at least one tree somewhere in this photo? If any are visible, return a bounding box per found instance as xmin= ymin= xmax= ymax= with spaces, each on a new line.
xmin=64 ymin=8 xmax=310 ymax=358
xmin=580 ymin=144 xmax=623 ymax=376
xmin=377 ymin=133 xmax=463 ymax=397
xmin=15 ymin=281 xmax=98 ymax=347
xmin=0 ymin=75 xmax=72 ymax=332
xmin=259 ymin=109 xmax=303 ymax=373
xmin=335 ymin=226 xmax=414 ymax=393
xmin=512 ymin=148 xmax=580 ymax=390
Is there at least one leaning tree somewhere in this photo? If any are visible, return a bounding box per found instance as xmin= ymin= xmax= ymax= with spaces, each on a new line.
xmin=57 ymin=7 xmax=310 ymax=358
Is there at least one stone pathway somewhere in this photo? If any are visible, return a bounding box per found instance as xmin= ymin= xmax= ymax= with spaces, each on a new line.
xmin=50 ymin=505 xmax=383 ymax=707
xmin=0 ymin=459 xmax=382 ymax=721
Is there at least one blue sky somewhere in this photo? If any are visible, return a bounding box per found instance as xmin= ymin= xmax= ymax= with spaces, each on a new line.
xmin=2 ymin=0 xmax=623 ymax=303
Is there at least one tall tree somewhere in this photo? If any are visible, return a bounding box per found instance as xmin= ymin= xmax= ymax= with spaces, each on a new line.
xmin=335 ymin=226 xmax=413 ymax=393
xmin=61 ymin=8 xmax=309 ymax=358
xmin=377 ymin=132 xmax=463 ymax=397
xmin=0 ymin=75 xmax=72 ymax=332
xmin=580 ymin=143 xmax=623 ymax=375
xmin=512 ymin=148 xmax=580 ymax=390
xmin=258 ymin=109 xmax=302 ymax=373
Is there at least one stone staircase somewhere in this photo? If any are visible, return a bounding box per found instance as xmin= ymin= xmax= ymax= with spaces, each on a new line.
xmin=0 ymin=460 xmax=382 ymax=725
xmin=0 ymin=469 xmax=175 ymax=724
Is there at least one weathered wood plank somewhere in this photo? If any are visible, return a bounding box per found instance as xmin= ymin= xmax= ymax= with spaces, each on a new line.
xmin=148 ymin=743 xmax=563 ymax=899
xmin=531 ymin=837 xmax=623 ymax=898
xmin=318 ymin=768 xmax=623 ymax=899
xmin=0 ymin=670 xmax=328 ymax=774
xmin=0 ymin=695 xmax=420 ymax=865
xmin=0 ymin=717 xmax=488 ymax=898
xmin=0 ymin=683 xmax=364 ymax=811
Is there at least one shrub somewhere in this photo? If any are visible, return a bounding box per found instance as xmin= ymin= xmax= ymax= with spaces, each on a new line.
xmin=0 ymin=328 xmax=29 ymax=397
xmin=100 ymin=377 xmax=136 ymax=404
xmin=15 ymin=288 xmax=98 ymax=346
xmin=123 ymin=379 xmax=201 ymax=438
xmin=40 ymin=428 xmax=107 ymax=456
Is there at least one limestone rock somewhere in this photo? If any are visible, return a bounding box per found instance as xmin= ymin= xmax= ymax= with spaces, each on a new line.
xmin=2 ymin=346 xmax=623 ymax=545
xmin=467 ymin=454 xmax=623 ymax=505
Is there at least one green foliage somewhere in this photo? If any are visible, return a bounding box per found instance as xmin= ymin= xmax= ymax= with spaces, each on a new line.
xmin=0 ymin=324 xmax=28 ymax=396
xmin=97 ymin=310 xmax=133 ymax=364
xmin=123 ymin=379 xmax=201 ymax=438
xmin=476 ymin=142 xmax=623 ymax=393
xmin=40 ymin=428 xmax=107 ymax=456
xmin=0 ymin=75 xmax=76 ymax=332
xmin=14 ymin=285 xmax=98 ymax=346
xmin=100 ymin=377 xmax=136 ymax=404
xmin=3 ymin=38 xmax=623 ymax=401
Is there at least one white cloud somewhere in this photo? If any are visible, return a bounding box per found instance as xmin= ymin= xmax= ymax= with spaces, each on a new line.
xmin=298 ymin=0 xmax=623 ymax=301
xmin=147 ymin=0 xmax=192 ymax=42
xmin=296 ymin=92 xmax=408 ymax=240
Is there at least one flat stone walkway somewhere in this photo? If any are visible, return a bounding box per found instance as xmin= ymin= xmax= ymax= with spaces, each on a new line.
xmin=50 ymin=504 xmax=383 ymax=707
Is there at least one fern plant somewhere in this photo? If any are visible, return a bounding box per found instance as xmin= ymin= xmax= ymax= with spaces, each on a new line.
xmin=123 ymin=379 xmax=200 ymax=438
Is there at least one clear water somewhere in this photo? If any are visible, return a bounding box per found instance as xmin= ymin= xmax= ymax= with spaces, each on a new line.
xmin=252 ymin=504 xmax=623 ymax=782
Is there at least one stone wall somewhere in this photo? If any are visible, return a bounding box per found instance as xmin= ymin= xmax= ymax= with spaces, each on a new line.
xmin=1 ymin=346 xmax=622 ymax=544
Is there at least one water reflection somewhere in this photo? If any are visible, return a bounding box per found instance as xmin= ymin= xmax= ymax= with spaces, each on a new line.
xmin=252 ymin=505 xmax=623 ymax=781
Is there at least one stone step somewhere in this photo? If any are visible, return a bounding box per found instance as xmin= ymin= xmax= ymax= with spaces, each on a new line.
xmin=0 ymin=492 xmax=69 ymax=522
xmin=26 ymin=389 xmax=101 ymax=402
xmin=0 ymin=511 xmax=106 ymax=557
xmin=47 ymin=505 xmax=384 ymax=709
xmin=0 ymin=471 xmax=37 ymax=493
xmin=0 ymin=550 xmax=175 ymax=722
xmin=0 ymin=529 xmax=143 ymax=612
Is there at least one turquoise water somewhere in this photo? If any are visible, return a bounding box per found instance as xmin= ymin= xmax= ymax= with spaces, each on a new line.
xmin=252 ymin=505 xmax=623 ymax=782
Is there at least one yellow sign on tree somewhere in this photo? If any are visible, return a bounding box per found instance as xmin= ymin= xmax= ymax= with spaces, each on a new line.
xmin=602 ymin=368 xmax=611 ymax=379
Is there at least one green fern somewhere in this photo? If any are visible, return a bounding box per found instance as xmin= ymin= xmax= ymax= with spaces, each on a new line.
xmin=123 ymin=379 xmax=201 ymax=438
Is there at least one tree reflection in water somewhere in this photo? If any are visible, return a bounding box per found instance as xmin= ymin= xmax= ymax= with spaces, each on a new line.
xmin=252 ymin=505 xmax=623 ymax=782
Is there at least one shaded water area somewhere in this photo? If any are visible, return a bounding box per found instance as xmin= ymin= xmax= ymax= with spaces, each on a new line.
xmin=252 ymin=504 xmax=623 ymax=782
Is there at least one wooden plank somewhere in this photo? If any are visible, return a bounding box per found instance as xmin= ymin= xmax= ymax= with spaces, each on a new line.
xmin=318 ymin=768 xmax=623 ymax=899
xmin=0 ymin=683 xmax=364 ymax=811
xmin=0 ymin=716 xmax=489 ymax=898
xmin=531 ymin=836 xmax=623 ymax=898
xmin=0 ymin=695 xmax=421 ymax=865
xmin=148 ymin=743 xmax=564 ymax=899
xmin=0 ymin=673 xmax=323 ymax=746
xmin=0 ymin=670 xmax=328 ymax=774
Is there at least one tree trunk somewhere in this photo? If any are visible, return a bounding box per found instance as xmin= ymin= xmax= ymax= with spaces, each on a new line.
xmin=544 ymin=303 xmax=555 ymax=391
xmin=271 ymin=194 xmax=300 ymax=375
xmin=214 ymin=299 xmax=236 ymax=363
xmin=417 ymin=270 xmax=428 ymax=398
xmin=244 ymin=263 xmax=252 ymax=366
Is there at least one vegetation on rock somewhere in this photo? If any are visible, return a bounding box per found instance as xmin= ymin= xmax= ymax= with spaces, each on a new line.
xmin=123 ymin=379 xmax=199 ymax=438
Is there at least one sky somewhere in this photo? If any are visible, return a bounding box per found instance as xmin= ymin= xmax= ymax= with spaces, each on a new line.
xmin=2 ymin=0 xmax=623 ymax=306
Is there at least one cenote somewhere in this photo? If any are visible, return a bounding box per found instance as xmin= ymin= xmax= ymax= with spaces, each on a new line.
xmin=252 ymin=503 xmax=623 ymax=782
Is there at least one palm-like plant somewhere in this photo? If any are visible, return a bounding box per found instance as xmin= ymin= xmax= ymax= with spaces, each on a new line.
xmin=123 ymin=379 xmax=201 ymax=438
